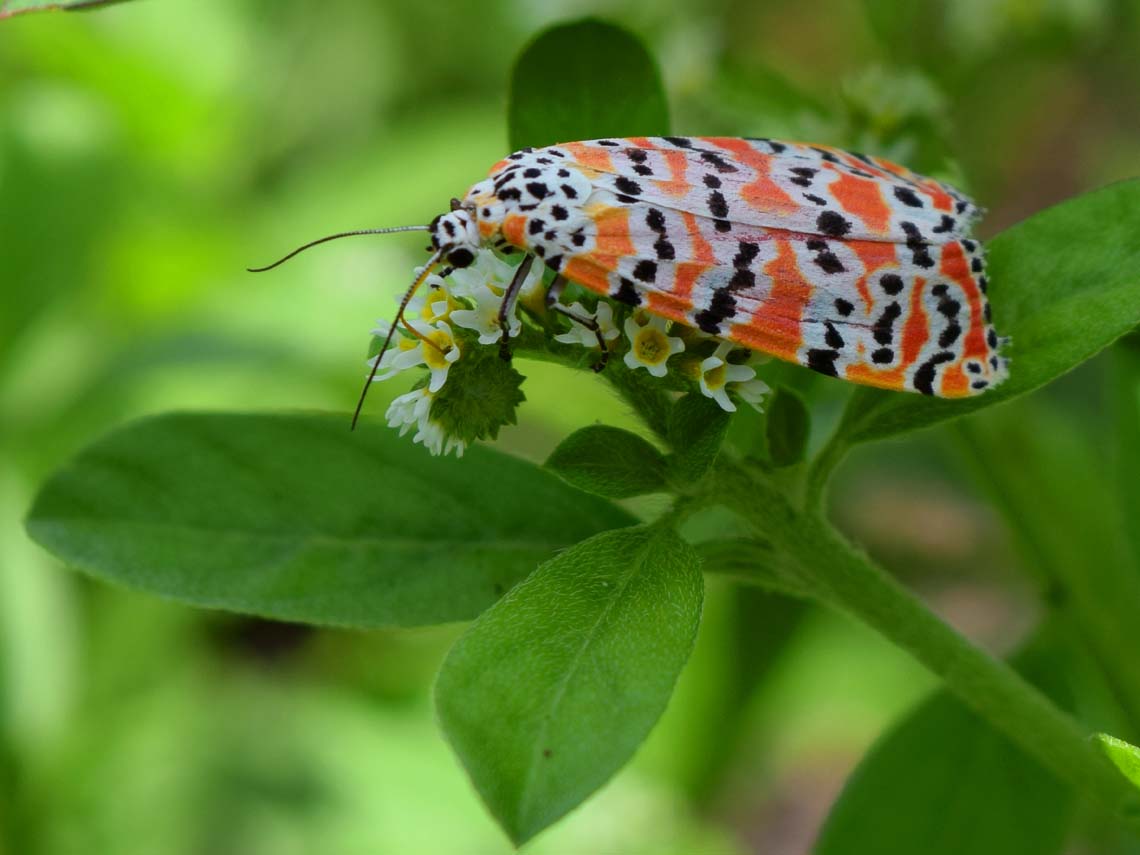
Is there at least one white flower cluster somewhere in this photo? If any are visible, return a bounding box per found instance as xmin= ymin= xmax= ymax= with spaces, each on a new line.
xmin=368 ymin=253 xmax=770 ymax=456
xmin=370 ymin=253 xmax=544 ymax=457
xmin=621 ymin=314 xmax=769 ymax=413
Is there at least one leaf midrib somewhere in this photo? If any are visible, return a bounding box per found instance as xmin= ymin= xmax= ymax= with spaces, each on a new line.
xmin=514 ymin=531 xmax=657 ymax=831
xmin=29 ymin=518 xmax=571 ymax=553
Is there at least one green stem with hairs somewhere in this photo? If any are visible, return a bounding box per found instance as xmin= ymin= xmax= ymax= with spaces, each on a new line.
xmin=709 ymin=461 xmax=1140 ymax=825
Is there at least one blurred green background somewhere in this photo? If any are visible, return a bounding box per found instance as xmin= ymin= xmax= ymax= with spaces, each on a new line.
xmin=2 ymin=1 xmax=1139 ymax=852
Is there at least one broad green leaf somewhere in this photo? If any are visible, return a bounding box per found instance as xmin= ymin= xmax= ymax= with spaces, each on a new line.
xmin=545 ymin=425 xmax=667 ymax=499
xmin=435 ymin=525 xmax=703 ymax=844
xmin=667 ymin=393 xmax=730 ymax=483
xmin=26 ymin=412 xmax=634 ymax=628
xmin=833 ymin=180 xmax=1140 ymax=444
xmin=0 ymin=0 xmax=129 ymax=17
xmin=508 ymin=19 xmax=670 ymax=152
xmin=1095 ymin=734 xmax=1140 ymax=793
xmin=765 ymin=387 xmax=810 ymax=467
xmin=816 ymin=641 xmax=1073 ymax=855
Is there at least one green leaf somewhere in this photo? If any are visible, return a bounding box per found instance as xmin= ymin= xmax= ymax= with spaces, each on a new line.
xmin=667 ymin=393 xmax=730 ymax=483
xmin=435 ymin=525 xmax=703 ymax=844
xmin=832 ymin=179 xmax=1140 ymax=444
xmin=508 ymin=19 xmax=670 ymax=151
xmin=1095 ymin=734 xmax=1140 ymax=794
xmin=765 ymin=386 xmax=810 ymax=466
xmin=816 ymin=640 xmax=1073 ymax=855
xmin=0 ymin=0 xmax=129 ymax=17
xmin=696 ymin=537 xmax=817 ymax=598
xmin=545 ymin=425 xmax=668 ymax=499
xmin=428 ymin=343 xmax=526 ymax=445
xmin=26 ymin=412 xmax=635 ymax=628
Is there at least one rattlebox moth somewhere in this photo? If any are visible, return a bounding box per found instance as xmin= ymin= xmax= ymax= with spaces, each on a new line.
xmin=251 ymin=136 xmax=1007 ymax=424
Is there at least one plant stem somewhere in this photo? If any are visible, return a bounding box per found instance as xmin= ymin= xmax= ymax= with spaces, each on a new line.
xmin=803 ymin=432 xmax=849 ymax=512
xmin=714 ymin=463 xmax=1140 ymax=824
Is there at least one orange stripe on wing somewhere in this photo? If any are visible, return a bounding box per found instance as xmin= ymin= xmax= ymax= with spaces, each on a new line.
xmin=647 ymin=291 xmax=692 ymax=324
xmin=682 ymin=211 xmax=715 ymax=266
xmin=654 ymin=149 xmax=690 ymax=197
xmin=847 ymin=239 xmax=900 ymax=315
xmin=729 ymin=238 xmax=810 ymax=362
xmin=940 ymin=241 xmax=986 ymax=361
xmin=898 ymin=276 xmax=931 ymax=369
xmin=828 ymin=171 xmax=892 ymax=236
xmin=561 ymin=257 xmax=612 ymax=297
xmin=845 ymin=276 xmax=929 ymax=392
xmin=563 ymin=141 xmax=615 ymax=174
xmin=918 ymin=178 xmax=955 ymax=212
xmin=591 ymin=206 xmax=636 ymax=258
xmin=707 ymin=138 xmax=798 ymax=217
xmin=501 ymin=214 xmax=527 ymax=250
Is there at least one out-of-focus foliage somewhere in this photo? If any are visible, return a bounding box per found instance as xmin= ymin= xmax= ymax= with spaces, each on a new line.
xmin=4 ymin=0 xmax=1140 ymax=852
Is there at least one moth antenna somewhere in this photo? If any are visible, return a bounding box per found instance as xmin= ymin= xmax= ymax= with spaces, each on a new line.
xmin=247 ymin=225 xmax=431 ymax=273
xmin=351 ymin=250 xmax=444 ymax=431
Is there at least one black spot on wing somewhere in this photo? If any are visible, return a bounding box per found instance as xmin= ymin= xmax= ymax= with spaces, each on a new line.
xmin=707 ymin=191 xmax=729 ymax=218
xmin=615 ymin=176 xmax=642 ymax=196
xmin=633 ymin=259 xmax=657 ymax=283
xmin=879 ymin=274 xmax=904 ymax=295
xmin=816 ymin=211 xmax=852 ymax=238
xmin=694 ymin=289 xmax=736 ymax=334
xmin=613 ymin=277 xmax=642 ymax=306
xmin=893 ymin=186 xmax=924 ymax=208
xmin=873 ymin=302 xmax=902 ymax=345
xmin=913 ymin=351 xmax=956 ymax=395
xmin=699 ymin=150 xmax=738 ymax=173
xmin=807 ymin=348 xmax=839 ymax=377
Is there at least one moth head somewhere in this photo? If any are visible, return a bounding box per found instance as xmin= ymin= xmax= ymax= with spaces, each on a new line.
xmin=429 ymin=202 xmax=480 ymax=268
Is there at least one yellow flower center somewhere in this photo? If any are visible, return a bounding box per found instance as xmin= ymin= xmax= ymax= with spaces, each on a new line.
xmin=423 ymin=329 xmax=456 ymax=370
xmin=704 ymin=362 xmax=727 ymax=390
xmin=422 ymin=291 xmax=459 ymax=322
xmin=634 ymin=328 xmax=671 ymax=365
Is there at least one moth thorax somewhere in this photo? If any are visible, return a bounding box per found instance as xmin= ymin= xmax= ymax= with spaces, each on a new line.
xmin=429 ymin=209 xmax=480 ymax=268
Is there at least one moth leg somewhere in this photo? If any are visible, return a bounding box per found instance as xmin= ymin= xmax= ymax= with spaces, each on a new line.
xmin=545 ymin=274 xmax=609 ymax=372
xmin=497 ymin=254 xmax=536 ymax=362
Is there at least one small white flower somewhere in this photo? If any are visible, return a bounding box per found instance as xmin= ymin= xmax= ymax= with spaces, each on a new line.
xmin=418 ymin=321 xmax=461 ymax=392
xmin=734 ymin=377 xmax=771 ymax=412
xmin=698 ymin=341 xmax=759 ymax=412
xmin=448 ymin=252 xmax=544 ymax=307
xmin=368 ymin=324 xmax=428 ymax=381
xmin=385 ymin=388 xmax=434 ymax=437
xmin=450 ymin=284 xmax=521 ymax=345
xmin=407 ymin=280 xmax=462 ymax=324
xmin=622 ymin=314 xmax=684 ymax=377
xmin=412 ymin=415 xmax=467 ymax=458
xmin=554 ymin=301 xmax=620 ymax=347
xmin=385 ymin=387 xmax=466 ymax=457
xmin=369 ymin=319 xmax=460 ymax=392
